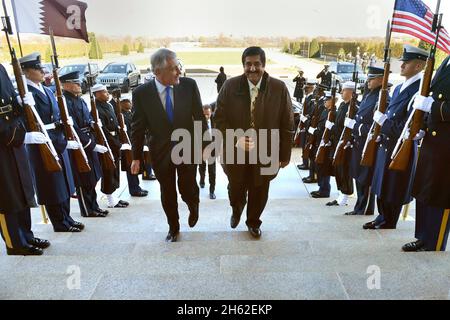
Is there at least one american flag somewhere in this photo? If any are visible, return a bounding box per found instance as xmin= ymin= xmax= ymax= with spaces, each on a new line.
xmin=392 ymin=0 xmax=450 ymax=54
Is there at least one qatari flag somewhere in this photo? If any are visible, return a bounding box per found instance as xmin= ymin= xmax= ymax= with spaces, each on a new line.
xmin=11 ymin=0 xmax=89 ymax=42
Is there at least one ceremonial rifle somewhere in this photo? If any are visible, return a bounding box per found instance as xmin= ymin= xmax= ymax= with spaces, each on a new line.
xmin=112 ymin=89 xmax=133 ymax=171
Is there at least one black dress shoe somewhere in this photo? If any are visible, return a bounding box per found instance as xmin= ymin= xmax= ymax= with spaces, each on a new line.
xmin=188 ymin=203 xmax=199 ymax=228
xmin=248 ymin=226 xmax=262 ymax=238
xmin=165 ymin=230 xmax=179 ymax=242
xmin=95 ymin=208 xmax=109 ymax=215
xmin=71 ymin=221 xmax=85 ymax=230
xmin=297 ymin=164 xmax=309 ymax=170
xmin=114 ymin=202 xmax=128 ymax=208
xmin=303 ymin=177 xmax=317 ymax=183
xmin=28 ymin=238 xmax=51 ymax=249
xmin=344 ymin=211 xmax=360 ymax=216
xmin=118 ymin=200 xmax=129 ymax=206
xmin=209 ymin=193 xmax=216 ymax=200
xmin=54 ymin=226 xmax=82 ymax=232
xmin=362 ymin=220 xmax=380 ymax=230
xmin=402 ymin=240 xmax=426 ymax=252
xmin=230 ymin=207 xmax=243 ymax=229
xmin=199 ymin=181 xmax=205 ymax=188
xmin=131 ymin=190 xmax=148 ymax=197
xmin=326 ymin=200 xmax=339 ymax=206
xmin=311 ymin=192 xmax=329 ymax=199
xmin=7 ymin=246 xmax=43 ymax=256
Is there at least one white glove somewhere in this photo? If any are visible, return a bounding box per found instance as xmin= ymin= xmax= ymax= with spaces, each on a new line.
xmin=308 ymin=127 xmax=316 ymax=135
xmin=300 ymin=115 xmax=308 ymax=123
xmin=320 ymin=140 xmax=332 ymax=147
xmin=94 ymin=144 xmax=108 ymax=154
xmin=368 ymin=133 xmax=381 ymax=143
xmin=120 ymin=143 xmax=132 ymax=151
xmin=413 ymin=95 xmax=434 ymax=113
xmin=24 ymin=132 xmax=48 ymax=144
xmin=403 ymin=129 xmax=426 ymax=141
xmin=143 ymin=146 xmax=150 ymax=152
xmin=344 ymin=118 xmax=356 ymax=129
xmin=66 ymin=117 xmax=74 ymax=126
xmin=17 ymin=92 xmax=35 ymax=107
xmin=66 ymin=141 xmax=80 ymax=150
xmin=325 ymin=120 xmax=334 ymax=130
xmin=373 ymin=110 xmax=387 ymax=126
xmin=344 ymin=141 xmax=352 ymax=149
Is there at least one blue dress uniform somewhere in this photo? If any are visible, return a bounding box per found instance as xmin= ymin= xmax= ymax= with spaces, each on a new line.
xmin=61 ymin=71 xmax=105 ymax=218
xmin=299 ymin=83 xmax=316 ymax=170
xmin=19 ymin=53 xmax=82 ymax=232
xmin=348 ymin=68 xmax=386 ymax=215
xmin=404 ymin=55 xmax=450 ymax=251
xmin=0 ymin=64 xmax=44 ymax=255
xmin=371 ymin=78 xmax=421 ymax=228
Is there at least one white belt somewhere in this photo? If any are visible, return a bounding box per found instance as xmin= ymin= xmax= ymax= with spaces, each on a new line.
xmin=43 ymin=123 xmax=57 ymax=130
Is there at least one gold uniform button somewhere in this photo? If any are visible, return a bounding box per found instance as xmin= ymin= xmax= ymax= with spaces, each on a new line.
xmin=429 ymin=92 xmax=433 ymax=96
xmin=5 ymin=116 xmax=9 ymax=120
xmin=432 ymin=131 xmax=437 ymax=136
xmin=439 ymin=94 xmax=443 ymax=100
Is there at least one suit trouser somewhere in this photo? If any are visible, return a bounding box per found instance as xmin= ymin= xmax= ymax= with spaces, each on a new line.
xmin=0 ymin=209 xmax=32 ymax=249
xmin=76 ymin=186 xmax=100 ymax=217
xmin=45 ymin=198 xmax=74 ymax=231
xmin=308 ymin=161 xmax=317 ymax=179
xmin=126 ymin=171 xmax=142 ymax=194
xmin=157 ymin=163 xmax=199 ymax=232
xmin=228 ymin=165 xmax=270 ymax=229
xmin=199 ymin=161 xmax=216 ymax=193
xmin=415 ymin=200 xmax=450 ymax=251
xmin=376 ymin=197 xmax=402 ymax=228
xmin=354 ymin=180 xmax=375 ymax=214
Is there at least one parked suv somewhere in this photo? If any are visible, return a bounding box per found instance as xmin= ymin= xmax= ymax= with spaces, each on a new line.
xmin=328 ymin=62 xmax=367 ymax=91
xmin=97 ymin=62 xmax=140 ymax=93
xmin=58 ymin=63 xmax=99 ymax=93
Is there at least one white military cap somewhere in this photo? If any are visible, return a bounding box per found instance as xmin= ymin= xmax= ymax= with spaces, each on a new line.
xmin=342 ymin=81 xmax=356 ymax=90
xmin=399 ymin=44 xmax=429 ymax=61
xmin=92 ymin=84 xmax=107 ymax=93
xmin=19 ymin=52 xmax=42 ymax=69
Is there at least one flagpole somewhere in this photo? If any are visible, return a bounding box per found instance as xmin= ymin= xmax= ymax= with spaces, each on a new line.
xmin=3 ymin=0 xmax=23 ymax=56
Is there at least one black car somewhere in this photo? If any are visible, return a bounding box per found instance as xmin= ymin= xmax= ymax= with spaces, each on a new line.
xmin=58 ymin=63 xmax=100 ymax=93
xmin=96 ymin=62 xmax=141 ymax=93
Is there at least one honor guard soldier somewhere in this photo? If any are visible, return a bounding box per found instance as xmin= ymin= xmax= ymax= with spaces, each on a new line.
xmin=20 ymin=53 xmax=84 ymax=232
xmin=327 ymin=81 xmax=357 ymax=206
xmin=0 ymin=63 xmax=49 ymax=255
xmin=61 ymin=71 xmax=109 ymax=217
xmin=297 ymin=79 xmax=316 ymax=171
xmin=345 ymin=66 xmax=387 ymax=216
xmin=403 ymin=55 xmax=450 ymax=251
xmin=120 ymin=97 xmax=148 ymax=197
xmin=293 ymin=69 xmax=306 ymax=103
xmin=316 ymin=65 xmax=332 ymax=89
xmin=92 ymin=84 xmax=129 ymax=208
xmin=364 ymin=45 xmax=427 ymax=229
xmin=310 ymin=90 xmax=334 ymax=198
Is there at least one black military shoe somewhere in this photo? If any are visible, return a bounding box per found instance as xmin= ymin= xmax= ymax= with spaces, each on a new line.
xmin=297 ymin=164 xmax=309 ymax=170
xmin=131 ymin=190 xmax=148 ymax=197
xmin=303 ymin=177 xmax=317 ymax=183
xmin=7 ymin=246 xmax=43 ymax=256
xmin=311 ymin=192 xmax=329 ymax=199
xmin=326 ymin=200 xmax=339 ymax=206
xmin=54 ymin=226 xmax=82 ymax=233
xmin=402 ymin=240 xmax=426 ymax=252
xmin=209 ymin=193 xmax=216 ymax=200
xmin=28 ymin=238 xmax=51 ymax=249
xmin=248 ymin=226 xmax=262 ymax=239
xmin=71 ymin=221 xmax=85 ymax=230
xmin=188 ymin=203 xmax=199 ymax=228
xmin=362 ymin=220 xmax=383 ymax=230
xmin=200 ymin=181 xmax=205 ymax=188
xmin=344 ymin=211 xmax=360 ymax=216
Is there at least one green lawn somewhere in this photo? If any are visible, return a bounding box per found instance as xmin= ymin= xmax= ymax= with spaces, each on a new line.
xmin=133 ymin=51 xmax=274 ymax=66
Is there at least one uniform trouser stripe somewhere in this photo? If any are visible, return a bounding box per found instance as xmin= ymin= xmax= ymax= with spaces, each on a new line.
xmin=78 ymin=187 xmax=89 ymax=216
xmin=0 ymin=213 xmax=13 ymax=249
xmin=436 ymin=209 xmax=450 ymax=251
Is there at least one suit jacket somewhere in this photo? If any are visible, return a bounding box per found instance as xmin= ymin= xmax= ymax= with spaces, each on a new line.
xmin=372 ymin=79 xmax=421 ymax=205
xmin=214 ymin=72 xmax=294 ymax=185
xmin=27 ymin=84 xmax=75 ymax=205
xmin=131 ymin=77 xmax=207 ymax=174
xmin=0 ymin=65 xmax=36 ymax=213
xmin=413 ymin=56 xmax=450 ymax=208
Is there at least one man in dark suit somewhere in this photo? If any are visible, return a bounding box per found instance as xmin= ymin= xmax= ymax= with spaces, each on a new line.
xmin=199 ymin=104 xmax=216 ymax=199
xmin=0 ymin=63 xmax=48 ymax=255
xmin=364 ymin=45 xmax=427 ymax=229
xmin=214 ymin=46 xmax=294 ymax=238
xmin=403 ymin=55 xmax=450 ymax=251
xmin=20 ymin=52 xmax=84 ymax=232
xmin=131 ymin=48 xmax=208 ymax=242
xmin=215 ymin=67 xmax=227 ymax=93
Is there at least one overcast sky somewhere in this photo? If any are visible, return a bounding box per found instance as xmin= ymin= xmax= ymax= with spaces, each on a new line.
xmin=82 ymin=0 xmax=449 ymax=38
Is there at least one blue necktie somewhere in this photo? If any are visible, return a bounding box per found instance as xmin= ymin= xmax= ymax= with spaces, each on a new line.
xmin=165 ymin=86 xmax=174 ymax=123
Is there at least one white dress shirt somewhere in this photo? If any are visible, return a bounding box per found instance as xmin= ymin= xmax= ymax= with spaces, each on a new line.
xmin=154 ymin=77 xmax=174 ymax=111
xmin=400 ymin=72 xmax=423 ymax=93
xmin=26 ymin=79 xmax=46 ymax=95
